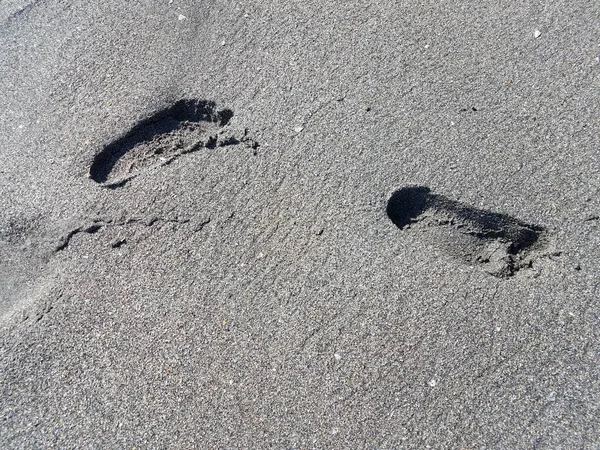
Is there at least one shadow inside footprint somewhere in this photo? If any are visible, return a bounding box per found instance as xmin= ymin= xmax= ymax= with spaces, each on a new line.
xmin=89 ymin=99 xmax=234 ymax=185
xmin=386 ymin=186 xmax=431 ymax=229
xmin=387 ymin=186 xmax=547 ymax=278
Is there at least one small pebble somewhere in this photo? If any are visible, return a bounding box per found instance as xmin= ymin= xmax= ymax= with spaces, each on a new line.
xmin=334 ymin=353 xmax=341 ymax=361
xmin=111 ymin=238 xmax=126 ymax=249
xmin=534 ymin=29 xmax=542 ymax=38
xmin=178 ymin=14 xmax=186 ymax=20
xmin=428 ymin=379 xmax=436 ymax=387
xmin=294 ymin=125 xmax=304 ymax=133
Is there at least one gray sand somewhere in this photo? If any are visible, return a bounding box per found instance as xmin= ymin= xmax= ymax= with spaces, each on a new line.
xmin=1 ymin=1 xmax=599 ymax=448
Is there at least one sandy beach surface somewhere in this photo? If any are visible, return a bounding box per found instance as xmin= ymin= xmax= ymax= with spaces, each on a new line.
xmin=1 ymin=1 xmax=599 ymax=448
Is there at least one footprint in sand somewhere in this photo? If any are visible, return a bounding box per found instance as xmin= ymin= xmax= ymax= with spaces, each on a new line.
xmin=0 ymin=217 xmax=47 ymax=319
xmin=386 ymin=186 xmax=549 ymax=278
xmin=89 ymin=99 xmax=258 ymax=188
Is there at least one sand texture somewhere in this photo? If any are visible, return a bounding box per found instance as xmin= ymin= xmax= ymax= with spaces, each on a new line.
xmin=1 ymin=1 xmax=599 ymax=448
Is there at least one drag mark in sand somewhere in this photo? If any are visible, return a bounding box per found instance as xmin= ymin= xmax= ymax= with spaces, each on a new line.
xmin=5 ymin=0 xmax=43 ymax=21
xmin=54 ymin=215 xmax=210 ymax=252
xmin=89 ymin=99 xmax=258 ymax=188
xmin=387 ymin=186 xmax=549 ymax=278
